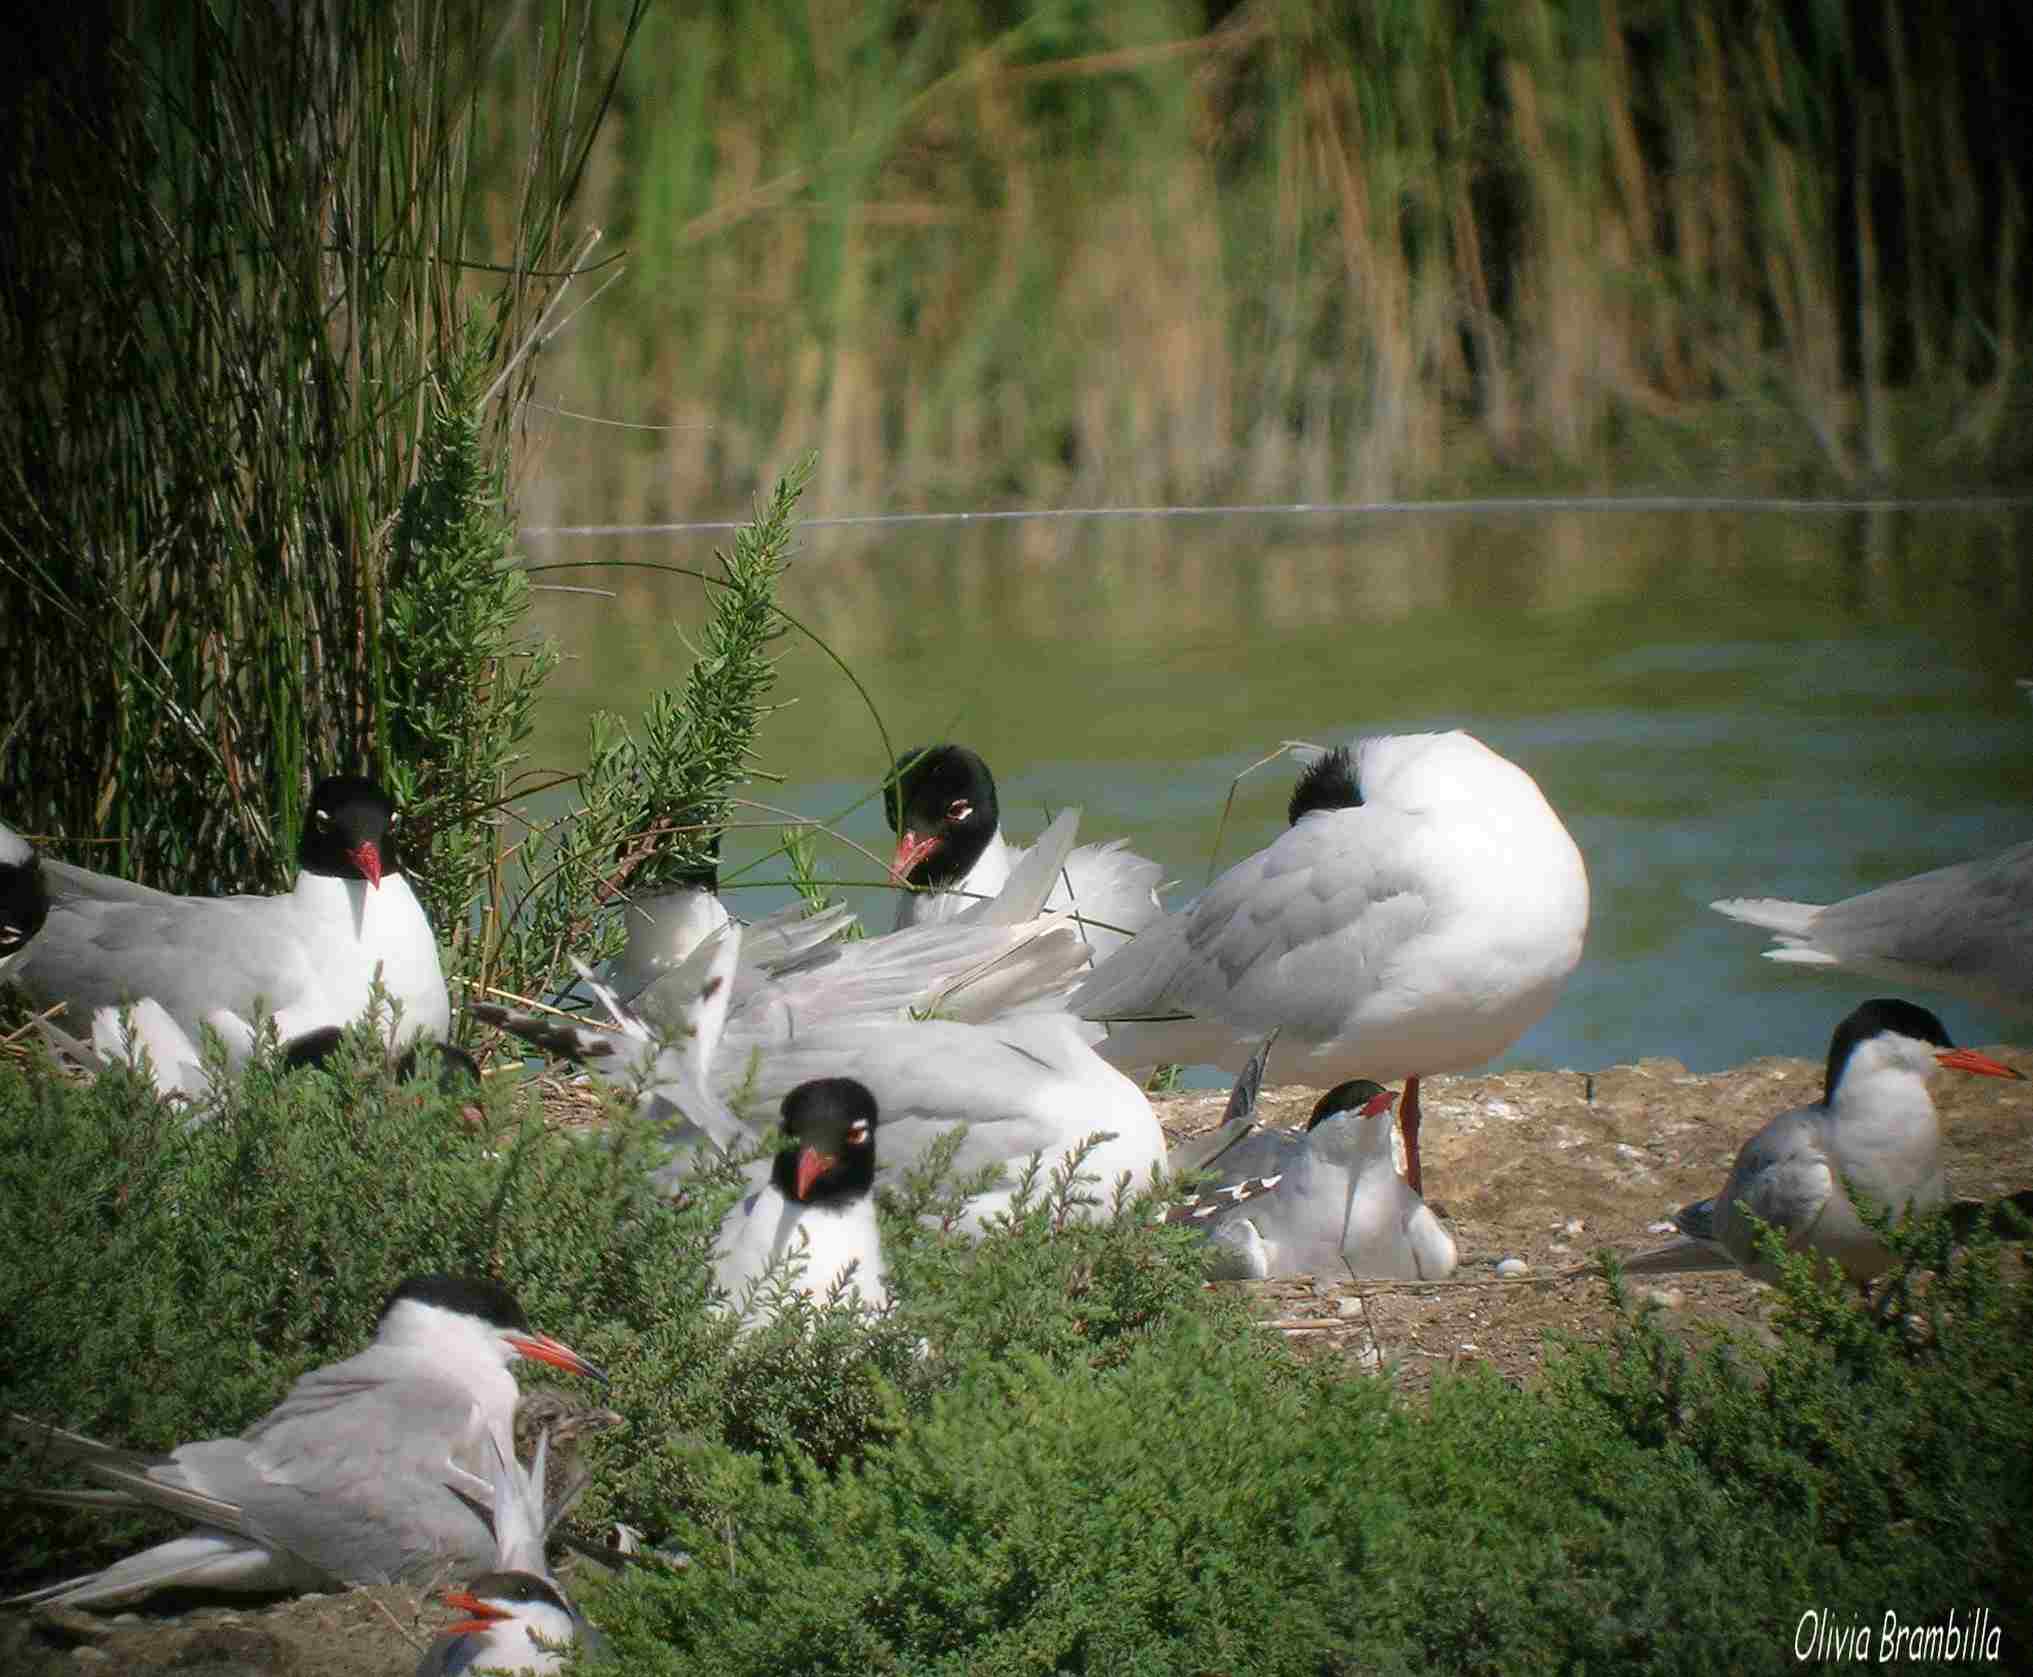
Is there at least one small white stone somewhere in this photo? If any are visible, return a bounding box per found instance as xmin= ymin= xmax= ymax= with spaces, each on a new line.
xmin=1548 ymin=1242 xmax=1571 ymax=1255
xmin=1335 ymin=1295 xmax=1364 ymax=1319
xmin=1647 ymin=1219 xmax=1678 ymax=1235
xmin=1641 ymin=1287 xmax=1685 ymax=1310
xmin=71 ymin=1652 xmax=111 ymax=1667
xmin=1495 ymin=1257 xmax=1530 ymax=1278
xmin=1561 ymin=1217 xmax=1585 ymax=1238
xmin=1458 ymin=1341 xmax=1481 ymax=1354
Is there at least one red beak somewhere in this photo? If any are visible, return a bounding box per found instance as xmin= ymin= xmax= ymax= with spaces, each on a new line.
xmin=794 ymin=1146 xmax=838 ymax=1201
xmin=1936 ymin=1047 xmax=2025 ymax=1080
xmin=503 ymin=1330 xmax=607 ymax=1383
xmin=346 ymin=840 xmax=383 ymax=890
xmin=1363 ymin=1088 xmax=1400 ymax=1120
xmin=442 ymin=1588 xmax=513 ymax=1635
xmin=888 ymin=830 xmax=941 ymax=885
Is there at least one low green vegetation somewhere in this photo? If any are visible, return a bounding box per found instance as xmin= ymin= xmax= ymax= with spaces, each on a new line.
xmin=2 ymin=1042 xmax=2025 ymax=1671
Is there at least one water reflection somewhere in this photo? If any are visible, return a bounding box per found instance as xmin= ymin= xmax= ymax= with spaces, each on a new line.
xmin=521 ymin=504 xmax=2033 ymax=1079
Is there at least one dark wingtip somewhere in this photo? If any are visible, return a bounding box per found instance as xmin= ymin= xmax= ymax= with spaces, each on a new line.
xmin=1674 ymin=1198 xmax=1717 ymax=1242
xmin=1287 ymin=747 xmax=1361 ymax=825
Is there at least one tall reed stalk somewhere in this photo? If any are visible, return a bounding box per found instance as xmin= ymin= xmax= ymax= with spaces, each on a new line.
xmin=0 ymin=0 xmax=645 ymax=890
xmin=528 ymin=0 xmax=2030 ymax=516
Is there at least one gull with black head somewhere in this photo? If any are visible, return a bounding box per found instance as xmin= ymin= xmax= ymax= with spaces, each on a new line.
xmin=9 ymin=773 xmax=449 ymax=1049
xmin=1073 ymin=731 xmax=1590 ymax=1201
xmin=885 ymin=743 xmax=1164 ymax=961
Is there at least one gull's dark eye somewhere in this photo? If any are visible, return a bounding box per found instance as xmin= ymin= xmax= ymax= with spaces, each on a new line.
xmin=313 ymin=809 xmax=329 ymax=829
xmin=947 ymin=799 xmax=971 ymax=822
xmin=847 ymin=1119 xmax=871 ymax=1146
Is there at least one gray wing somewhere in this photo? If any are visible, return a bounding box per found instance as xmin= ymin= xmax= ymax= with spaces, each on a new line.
xmin=1170 ymin=1031 xmax=1279 ymax=1176
xmin=188 ymin=1358 xmax=499 ymax=1584
xmin=1709 ymin=1110 xmax=1833 ymax=1270
xmin=1714 ymin=840 xmax=2033 ymax=1015
xmin=20 ymin=870 xmax=319 ymax=1037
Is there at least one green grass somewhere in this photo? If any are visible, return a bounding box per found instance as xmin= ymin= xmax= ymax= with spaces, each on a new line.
xmin=3 ymin=1046 xmax=2025 ymax=1671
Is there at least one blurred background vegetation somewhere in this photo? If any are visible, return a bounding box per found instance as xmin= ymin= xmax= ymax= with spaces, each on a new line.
xmin=531 ymin=0 xmax=2033 ymax=521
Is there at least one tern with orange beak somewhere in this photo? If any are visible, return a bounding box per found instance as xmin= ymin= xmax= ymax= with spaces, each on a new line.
xmin=5 ymin=1275 xmax=604 ymax=1608
xmin=418 ymin=1429 xmax=597 ymax=1677
xmin=712 ymin=1078 xmax=890 ymax=1324
xmin=7 ymin=773 xmax=449 ymax=1048
xmin=1169 ymin=1040 xmax=1456 ymax=1280
xmin=1621 ymin=999 xmax=2025 ymax=1289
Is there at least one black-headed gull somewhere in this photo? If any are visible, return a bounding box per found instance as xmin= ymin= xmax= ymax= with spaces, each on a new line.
xmin=418 ymin=1430 xmax=596 ymax=1677
xmin=721 ymin=1009 xmax=1168 ymax=1233
xmin=1621 ymin=998 xmax=2023 ymax=1289
xmin=472 ymin=815 xmax=1102 ymax=1152
xmin=11 ymin=774 xmax=449 ymax=1049
xmin=1170 ymin=1044 xmax=1456 ymax=1280
xmin=1713 ymin=841 xmax=2033 ymax=1016
xmin=885 ymin=743 xmax=1164 ymax=960
xmin=713 ymin=1077 xmax=890 ymax=1322
xmin=6 ymin=1275 xmax=604 ymax=1608
xmin=1 ymin=820 xmax=49 ymax=983
xmin=1073 ymin=731 xmax=1590 ymax=1199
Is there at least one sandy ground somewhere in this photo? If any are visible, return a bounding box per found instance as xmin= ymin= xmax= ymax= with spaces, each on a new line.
xmin=7 ymin=1043 xmax=2029 ymax=1675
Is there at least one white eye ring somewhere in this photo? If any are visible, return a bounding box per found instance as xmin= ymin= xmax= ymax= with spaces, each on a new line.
xmin=847 ymin=1120 xmax=871 ymax=1146
xmin=947 ymin=799 xmax=971 ymax=822
xmin=313 ymin=809 xmax=329 ymax=826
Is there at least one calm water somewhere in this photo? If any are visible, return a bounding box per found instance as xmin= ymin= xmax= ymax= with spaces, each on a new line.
xmin=520 ymin=502 xmax=2033 ymax=1081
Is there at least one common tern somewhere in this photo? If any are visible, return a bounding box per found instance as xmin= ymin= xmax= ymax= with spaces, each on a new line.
xmin=11 ymin=775 xmax=450 ymax=1049
xmin=1073 ymin=732 xmax=1590 ymax=1199
xmin=1713 ymin=840 xmax=2033 ymax=1017
xmin=1169 ymin=1046 xmax=1456 ymax=1280
xmin=1621 ymin=999 xmax=2024 ymax=1288
xmin=886 ymin=743 xmax=1164 ymax=960
xmin=418 ymin=1429 xmax=597 ymax=1677
xmin=5 ymin=1274 xmax=604 ymax=1608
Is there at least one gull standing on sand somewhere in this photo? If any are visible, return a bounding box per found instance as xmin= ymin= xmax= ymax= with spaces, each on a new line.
xmin=1073 ymin=732 xmax=1590 ymax=1200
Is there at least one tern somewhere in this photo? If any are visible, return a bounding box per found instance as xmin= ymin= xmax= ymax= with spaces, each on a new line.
xmin=10 ymin=774 xmax=450 ymax=1049
xmin=886 ymin=743 xmax=1165 ymax=960
xmin=1 ymin=820 xmax=49 ymax=983
xmin=1072 ymin=732 xmax=1590 ymax=1199
xmin=1713 ymin=840 xmax=2033 ymax=1017
xmin=1168 ymin=1039 xmax=1455 ymax=1279
xmin=418 ymin=1429 xmax=598 ymax=1677
xmin=1621 ymin=999 xmax=2024 ymax=1289
xmin=5 ymin=1274 xmax=605 ymax=1608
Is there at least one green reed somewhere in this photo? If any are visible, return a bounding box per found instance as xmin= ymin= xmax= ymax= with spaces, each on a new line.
xmin=533 ymin=0 xmax=2030 ymax=516
xmin=0 ymin=0 xmax=646 ymax=891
